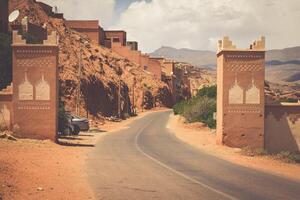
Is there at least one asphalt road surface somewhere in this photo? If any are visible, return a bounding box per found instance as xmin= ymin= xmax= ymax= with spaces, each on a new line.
xmin=87 ymin=111 xmax=300 ymax=200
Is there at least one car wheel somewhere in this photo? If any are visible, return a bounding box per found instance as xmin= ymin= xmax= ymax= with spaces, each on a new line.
xmin=64 ymin=127 xmax=72 ymax=135
xmin=73 ymin=126 xmax=80 ymax=135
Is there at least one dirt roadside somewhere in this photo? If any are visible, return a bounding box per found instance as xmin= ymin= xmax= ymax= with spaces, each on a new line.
xmin=0 ymin=109 xmax=164 ymax=200
xmin=167 ymin=113 xmax=300 ymax=182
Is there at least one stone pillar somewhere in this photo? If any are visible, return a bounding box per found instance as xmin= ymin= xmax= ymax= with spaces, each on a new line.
xmin=216 ymin=36 xmax=266 ymax=149
xmin=11 ymin=31 xmax=59 ymax=141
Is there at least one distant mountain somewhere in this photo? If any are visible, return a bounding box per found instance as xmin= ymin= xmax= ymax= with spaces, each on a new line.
xmin=151 ymin=46 xmax=300 ymax=84
xmin=150 ymin=46 xmax=216 ymax=68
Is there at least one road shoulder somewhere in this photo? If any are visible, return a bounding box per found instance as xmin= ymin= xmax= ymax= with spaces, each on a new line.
xmin=167 ymin=113 xmax=300 ymax=182
xmin=0 ymin=109 xmax=164 ymax=200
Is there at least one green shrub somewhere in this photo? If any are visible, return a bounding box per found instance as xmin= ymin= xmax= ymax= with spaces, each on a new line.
xmin=173 ymin=85 xmax=217 ymax=128
xmin=196 ymin=85 xmax=217 ymax=98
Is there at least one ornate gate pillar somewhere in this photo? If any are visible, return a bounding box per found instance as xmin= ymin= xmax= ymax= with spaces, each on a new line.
xmin=216 ymin=36 xmax=265 ymax=149
xmin=12 ymin=31 xmax=59 ymax=141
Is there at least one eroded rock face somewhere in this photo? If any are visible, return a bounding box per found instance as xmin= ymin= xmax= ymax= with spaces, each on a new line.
xmin=10 ymin=0 xmax=173 ymax=119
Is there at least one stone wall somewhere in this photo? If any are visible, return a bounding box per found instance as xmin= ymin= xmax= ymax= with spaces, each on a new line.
xmin=265 ymin=103 xmax=300 ymax=153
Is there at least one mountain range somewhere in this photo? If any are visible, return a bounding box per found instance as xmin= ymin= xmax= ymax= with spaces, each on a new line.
xmin=151 ymin=46 xmax=300 ymax=84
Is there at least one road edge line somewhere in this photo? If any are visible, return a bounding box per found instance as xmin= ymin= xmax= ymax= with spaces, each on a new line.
xmin=134 ymin=119 xmax=238 ymax=200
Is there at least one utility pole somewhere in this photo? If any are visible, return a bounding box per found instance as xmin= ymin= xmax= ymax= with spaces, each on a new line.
xmin=142 ymin=89 xmax=144 ymax=112
xmin=116 ymin=66 xmax=122 ymax=119
xmin=132 ymin=77 xmax=136 ymax=115
xmin=118 ymin=77 xmax=121 ymax=118
xmin=76 ymin=47 xmax=82 ymax=116
xmin=76 ymin=41 xmax=88 ymax=116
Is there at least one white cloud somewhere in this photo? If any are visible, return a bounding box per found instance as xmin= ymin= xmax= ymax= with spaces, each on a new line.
xmin=39 ymin=0 xmax=116 ymax=28
xmin=112 ymin=0 xmax=300 ymax=52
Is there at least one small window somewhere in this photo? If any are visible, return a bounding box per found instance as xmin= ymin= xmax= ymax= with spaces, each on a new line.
xmin=113 ymin=37 xmax=120 ymax=43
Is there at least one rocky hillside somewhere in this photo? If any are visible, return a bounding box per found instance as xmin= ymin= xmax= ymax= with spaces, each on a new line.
xmin=10 ymin=0 xmax=171 ymax=119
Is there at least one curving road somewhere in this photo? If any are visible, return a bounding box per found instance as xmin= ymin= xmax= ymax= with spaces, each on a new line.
xmin=87 ymin=111 xmax=300 ymax=200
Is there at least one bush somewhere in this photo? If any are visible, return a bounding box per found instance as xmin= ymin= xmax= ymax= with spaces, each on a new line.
xmin=196 ymin=85 xmax=217 ymax=98
xmin=241 ymin=147 xmax=268 ymax=157
xmin=275 ymin=151 xmax=300 ymax=163
xmin=173 ymin=85 xmax=217 ymax=129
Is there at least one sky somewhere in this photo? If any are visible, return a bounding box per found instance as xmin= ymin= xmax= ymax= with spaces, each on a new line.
xmin=40 ymin=0 xmax=300 ymax=53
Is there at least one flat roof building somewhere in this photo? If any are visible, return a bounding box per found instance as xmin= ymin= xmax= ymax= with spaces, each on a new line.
xmin=127 ymin=41 xmax=138 ymax=51
xmin=65 ymin=20 xmax=101 ymax=44
xmin=105 ymin=30 xmax=127 ymax=47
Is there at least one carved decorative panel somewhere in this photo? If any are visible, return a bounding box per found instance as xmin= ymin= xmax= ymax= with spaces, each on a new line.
xmin=228 ymin=76 xmax=243 ymax=104
xmin=18 ymin=72 xmax=33 ymax=101
xmin=246 ymin=78 xmax=260 ymax=104
xmin=35 ymin=74 xmax=50 ymax=101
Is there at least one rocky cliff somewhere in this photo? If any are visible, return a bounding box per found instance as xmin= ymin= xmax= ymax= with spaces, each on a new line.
xmin=9 ymin=0 xmax=171 ymax=120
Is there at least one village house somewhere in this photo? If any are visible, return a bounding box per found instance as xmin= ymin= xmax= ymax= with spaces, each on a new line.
xmin=65 ymin=20 xmax=101 ymax=44
xmin=36 ymin=1 xmax=64 ymax=19
xmin=104 ymin=30 xmax=127 ymax=47
xmin=127 ymin=41 xmax=138 ymax=51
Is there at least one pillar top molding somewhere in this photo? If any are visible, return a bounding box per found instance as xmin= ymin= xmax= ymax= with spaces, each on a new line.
xmin=217 ymin=36 xmax=266 ymax=55
xmin=12 ymin=31 xmax=59 ymax=46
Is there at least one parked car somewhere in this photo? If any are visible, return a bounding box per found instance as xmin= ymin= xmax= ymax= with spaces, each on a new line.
xmin=70 ymin=115 xmax=90 ymax=132
xmin=59 ymin=114 xmax=89 ymax=135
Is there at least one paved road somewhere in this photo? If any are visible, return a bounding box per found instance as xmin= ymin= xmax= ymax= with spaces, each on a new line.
xmin=87 ymin=111 xmax=300 ymax=200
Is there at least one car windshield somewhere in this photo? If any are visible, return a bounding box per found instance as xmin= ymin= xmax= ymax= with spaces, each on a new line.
xmin=72 ymin=115 xmax=82 ymax=119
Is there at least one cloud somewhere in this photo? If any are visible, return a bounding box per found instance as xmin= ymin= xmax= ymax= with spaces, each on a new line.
xmin=112 ymin=0 xmax=300 ymax=52
xmin=39 ymin=0 xmax=116 ymax=28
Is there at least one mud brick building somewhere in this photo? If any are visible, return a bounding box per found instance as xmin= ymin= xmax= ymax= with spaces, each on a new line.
xmin=65 ymin=20 xmax=101 ymax=44
xmin=216 ymin=36 xmax=266 ymax=149
xmin=104 ymin=30 xmax=127 ymax=47
xmin=149 ymin=58 xmax=162 ymax=80
xmin=127 ymin=41 xmax=138 ymax=51
xmin=37 ymin=1 xmax=64 ymax=19
xmin=0 ymin=0 xmax=8 ymax=33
